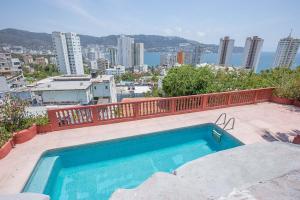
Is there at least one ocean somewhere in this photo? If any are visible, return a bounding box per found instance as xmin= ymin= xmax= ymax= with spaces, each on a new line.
xmin=144 ymin=52 xmax=300 ymax=72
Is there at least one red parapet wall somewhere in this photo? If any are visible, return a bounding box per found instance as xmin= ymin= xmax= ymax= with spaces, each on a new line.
xmin=37 ymin=124 xmax=53 ymax=134
xmin=0 ymin=139 xmax=14 ymax=159
xmin=47 ymin=88 xmax=274 ymax=131
xmin=13 ymin=124 xmax=37 ymax=144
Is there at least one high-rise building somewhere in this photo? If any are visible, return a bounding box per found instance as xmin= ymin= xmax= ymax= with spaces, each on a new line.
xmin=217 ymin=36 xmax=234 ymax=66
xmin=52 ymin=32 xmax=84 ymax=75
xmin=108 ymin=47 xmax=118 ymax=68
xmin=117 ymin=35 xmax=134 ymax=68
xmin=192 ymin=46 xmax=203 ymax=65
xmin=242 ymin=36 xmax=264 ymax=71
xmin=87 ymin=48 xmax=98 ymax=61
xmin=273 ymin=34 xmax=300 ymax=68
xmin=184 ymin=52 xmax=193 ymax=65
xmin=160 ymin=53 xmax=177 ymax=67
xmin=177 ymin=51 xmax=185 ymax=64
xmin=133 ymin=43 xmax=144 ymax=66
xmin=96 ymin=58 xmax=110 ymax=75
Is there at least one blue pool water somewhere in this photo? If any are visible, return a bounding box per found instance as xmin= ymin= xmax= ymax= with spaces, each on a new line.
xmin=23 ymin=123 xmax=242 ymax=200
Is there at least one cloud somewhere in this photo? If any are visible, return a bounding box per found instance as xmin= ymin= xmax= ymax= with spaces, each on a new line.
xmin=161 ymin=27 xmax=207 ymax=42
xmin=48 ymin=0 xmax=109 ymax=28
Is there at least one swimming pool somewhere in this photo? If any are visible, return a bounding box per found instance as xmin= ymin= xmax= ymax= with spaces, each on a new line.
xmin=23 ymin=123 xmax=242 ymax=200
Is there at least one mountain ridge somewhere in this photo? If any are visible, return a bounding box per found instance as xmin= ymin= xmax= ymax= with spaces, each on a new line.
xmin=0 ymin=28 xmax=243 ymax=53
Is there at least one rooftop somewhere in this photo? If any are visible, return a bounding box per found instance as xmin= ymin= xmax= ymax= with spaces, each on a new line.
xmin=0 ymin=102 xmax=299 ymax=195
xmin=31 ymin=81 xmax=92 ymax=91
xmin=31 ymin=74 xmax=114 ymax=91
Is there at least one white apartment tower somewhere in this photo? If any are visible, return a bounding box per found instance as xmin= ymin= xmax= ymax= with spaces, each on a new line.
xmin=192 ymin=46 xmax=203 ymax=65
xmin=117 ymin=35 xmax=134 ymax=68
xmin=273 ymin=34 xmax=300 ymax=68
xmin=217 ymin=36 xmax=234 ymax=66
xmin=242 ymin=36 xmax=264 ymax=71
xmin=108 ymin=47 xmax=118 ymax=67
xmin=52 ymin=32 xmax=84 ymax=75
xmin=160 ymin=53 xmax=177 ymax=67
xmin=134 ymin=43 xmax=144 ymax=66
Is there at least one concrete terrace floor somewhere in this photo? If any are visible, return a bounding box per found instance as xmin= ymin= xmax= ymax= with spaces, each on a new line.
xmin=0 ymin=102 xmax=300 ymax=194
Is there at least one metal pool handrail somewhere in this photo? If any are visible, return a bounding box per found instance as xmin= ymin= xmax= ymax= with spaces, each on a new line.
xmin=215 ymin=113 xmax=227 ymax=126
xmin=223 ymin=117 xmax=235 ymax=130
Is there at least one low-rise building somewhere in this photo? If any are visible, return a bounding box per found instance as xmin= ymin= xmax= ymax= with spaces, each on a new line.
xmin=31 ymin=75 xmax=117 ymax=105
xmin=96 ymin=58 xmax=110 ymax=75
xmin=10 ymin=46 xmax=24 ymax=54
xmin=0 ymin=76 xmax=10 ymax=99
xmin=117 ymin=85 xmax=151 ymax=101
xmin=92 ymin=75 xmax=117 ymax=103
xmin=0 ymin=74 xmax=27 ymax=100
xmin=0 ymin=51 xmax=12 ymax=72
xmin=10 ymin=58 xmax=22 ymax=71
xmin=105 ymin=65 xmax=126 ymax=76
xmin=49 ymin=56 xmax=56 ymax=65
xmin=133 ymin=64 xmax=148 ymax=73
xmin=0 ymin=51 xmax=22 ymax=73
xmin=23 ymin=54 xmax=34 ymax=65
xmin=89 ymin=60 xmax=97 ymax=70
xmin=35 ymin=57 xmax=49 ymax=66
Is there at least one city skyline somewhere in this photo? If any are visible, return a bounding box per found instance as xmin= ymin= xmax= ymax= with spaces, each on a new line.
xmin=0 ymin=0 xmax=299 ymax=51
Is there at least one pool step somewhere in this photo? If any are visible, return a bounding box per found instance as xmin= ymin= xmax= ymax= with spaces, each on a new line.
xmin=23 ymin=156 xmax=61 ymax=193
xmin=212 ymin=129 xmax=222 ymax=143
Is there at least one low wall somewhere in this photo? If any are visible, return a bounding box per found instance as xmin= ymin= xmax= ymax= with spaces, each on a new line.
xmin=13 ymin=125 xmax=37 ymax=144
xmin=0 ymin=139 xmax=14 ymax=159
xmin=47 ymin=88 xmax=274 ymax=131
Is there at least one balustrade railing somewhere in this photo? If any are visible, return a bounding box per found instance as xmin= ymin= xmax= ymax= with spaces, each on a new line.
xmin=48 ymin=88 xmax=274 ymax=131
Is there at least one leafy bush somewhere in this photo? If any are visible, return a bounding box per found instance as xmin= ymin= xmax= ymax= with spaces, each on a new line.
xmin=0 ymin=96 xmax=28 ymax=132
xmin=0 ymin=96 xmax=50 ymax=136
xmin=162 ymin=65 xmax=300 ymax=98
xmin=32 ymin=115 xmax=49 ymax=126
xmin=0 ymin=126 xmax=11 ymax=147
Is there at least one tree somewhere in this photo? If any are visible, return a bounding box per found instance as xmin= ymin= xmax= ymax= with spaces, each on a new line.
xmin=163 ymin=65 xmax=214 ymax=96
xmin=162 ymin=65 xmax=300 ymax=98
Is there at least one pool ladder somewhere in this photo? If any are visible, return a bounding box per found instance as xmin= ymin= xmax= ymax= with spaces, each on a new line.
xmin=212 ymin=113 xmax=235 ymax=143
xmin=215 ymin=113 xmax=235 ymax=130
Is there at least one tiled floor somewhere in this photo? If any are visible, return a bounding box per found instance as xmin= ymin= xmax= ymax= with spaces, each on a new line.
xmin=0 ymin=102 xmax=299 ymax=194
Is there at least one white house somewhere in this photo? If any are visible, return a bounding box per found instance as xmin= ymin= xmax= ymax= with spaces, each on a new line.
xmin=91 ymin=75 xmax=117 ymax=103
xmin=32 ymin=75 xmax=117 ymax=105
xmin=105 ymin=65 xmax=126 ymax=76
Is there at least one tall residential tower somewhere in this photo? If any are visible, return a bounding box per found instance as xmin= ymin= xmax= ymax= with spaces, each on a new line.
xmin=242 ymin=36 xmax=264 ymax=71
xmin=273 ymin=34 xmax=300 ymax=68
xmin=133 ymin=43 xmax=144 ymax=66
xmin=108 ymin=47 xmax=118 ymax=68
xmin=117 ymin=35 xmax=134 ymax=68
xmin=217 ymin=36 xmax=234 ymax=66
xmin=52 ymin=32 xmax=84 ymax=75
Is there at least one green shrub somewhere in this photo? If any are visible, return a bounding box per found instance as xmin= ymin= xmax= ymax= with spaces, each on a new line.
xmin=32 ymin=115 xmax=49 ymax=126
xmin=162 ymin=65 xmax=300 ymax=98
xmin=0 ymin=126 xmax=12 ymax=147
xmin=0 ymin=96 xmax=28 ymax=132
xmin=0 ymin=95 xmax=50 ymax=134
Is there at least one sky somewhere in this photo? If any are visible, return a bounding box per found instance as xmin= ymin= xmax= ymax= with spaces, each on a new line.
xmin=0 ymin=0 xmax=299 ymax=51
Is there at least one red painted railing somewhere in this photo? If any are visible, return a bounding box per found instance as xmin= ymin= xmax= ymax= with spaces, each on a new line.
xmin=48 ymin=88 xmax=274 ymax=131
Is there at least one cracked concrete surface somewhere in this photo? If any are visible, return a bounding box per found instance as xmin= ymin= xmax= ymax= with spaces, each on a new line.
xmin=111 ymin=142 xmax=300 ymax=200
